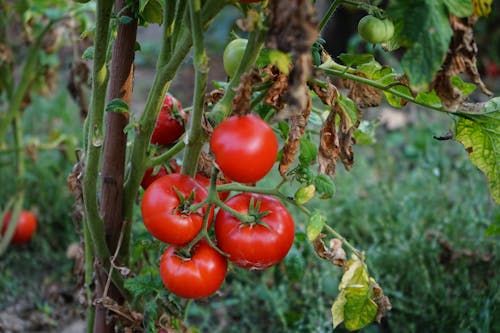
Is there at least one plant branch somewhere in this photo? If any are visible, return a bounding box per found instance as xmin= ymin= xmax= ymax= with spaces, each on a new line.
xmin=319 ymin=0 xmax=342 ymax=33
xmin=182 ymin=0 xmax=209 ymax=177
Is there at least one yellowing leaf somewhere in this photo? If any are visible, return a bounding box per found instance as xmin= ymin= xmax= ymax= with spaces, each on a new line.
xmin=331 ymin=290 xmax=346 ymax=329
xmin=472 ymin=0 xmax=492 ymax=16
xmin=339 ymin=257 xmax=369 ymax=290
xmin=455 ymin=97 xmax=500 ymax=204
xmin=344 ymin=285 xmax=378 ymax=331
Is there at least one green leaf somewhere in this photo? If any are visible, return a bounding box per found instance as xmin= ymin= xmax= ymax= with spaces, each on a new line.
xmin=106 ymin=98 xmax=129 ymax=113
xmin=82 ymin=46 xmax=94 ymax=60
xmin=354 ymin=120 xmax=377 ymax=145
xmin=141 ymin=0 xmax=163 ymax=25
xmin=484 ymin=213 xmax=500 ymax=236
xmin=338 ymin=53 xmax=374 ymax=68
xmin=314 ymin=174 xmax=335 ymax=198
xmin=343 ymin=285 xmax=378 ymax=331
xmin=124 ymin=273 xmax=163 ymax=299
xmin=373 ymin=68 xmax=413 ymax=108
xmin=415 ymin=90 xmax=443 ymax=108
xmin=299 ymin=135 xmax=317 ymax=166
xmin=455 ymin=97 xmax=500 ymax=204
xmin=388 ymin=0 xmax=453 ymax=90
xmin=331 ymin=290 xmax=347 ymax=329
xmin=119 ymin=15 xmax=134 ymax=25
xmin=451 ymin=76 xmax=476 ymax=97
xmin=307 ymin=211 xmax=326 ymax=242
xmin=337 ymin=94 xmax=359 ymax=128
xmin=277 ymin=121 xmax=290 ymax=140
xmin=443 ymin=0 xmax=473 ymax=17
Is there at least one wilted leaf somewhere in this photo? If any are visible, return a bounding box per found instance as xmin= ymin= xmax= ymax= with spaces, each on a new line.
xmin=232 ymin=69 xmax=262 ymax=117
xmin=339 ymin=258 xmax=369 ymax=290
xmin=431 ymin=15 xmax=492 ymax=106
xmin=312 ymin=234 xmax=346 ymax=266
xmin=343 ymin=285 xmax=378 ymax=331
xmin=279 ymin=91 xmax=312 ymax=175
xmin=344 ymin=75 xmax=382 ymax=109
xmin=455 ymin=97 xmax=500 ymax=204
xmin=264 ymin=66 xmax=288 ymax=112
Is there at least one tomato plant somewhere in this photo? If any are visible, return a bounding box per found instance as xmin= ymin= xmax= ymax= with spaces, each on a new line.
xmin=357 ymin=15 xmax=394 ymax=44
xmin=141 ymin=160 xmax=180 ymax=189
xmin=215 ymin=193 xmax=295 ymax=269
xmin=159 ymin=240 xmax=227 ymax=298
xmin=223 ymin=38 xmax=248 ymax=78
xmin=1 ymin=211 xmax=37 ymax=244
xmin=141 ymin=173 xmax=212 ymax=245
xmin=210 ymin=114 xmax=278 ymax=183
xmin=150 ymin=94 xmax=187 ymax=146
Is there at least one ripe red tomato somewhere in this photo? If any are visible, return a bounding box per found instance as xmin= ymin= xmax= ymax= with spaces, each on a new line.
xmin=151 ymin=94 xmax=187 ymax=146
xmin=159 ymin=240 xmax=228 ymax=298
xmin=141 ymin=160 xmax=180 ymax=189
xmin=1 ymin=210 xmax=37 ymax=244
xmin=141 ymin=173 xmax=212 ymax=245
xmin=194 ymin=174 xmax=231 ymax=201
xmin=210 ymin=114 xmax=278 ymax=183
xmin=215 ymin=193 xmax=294 ymax=270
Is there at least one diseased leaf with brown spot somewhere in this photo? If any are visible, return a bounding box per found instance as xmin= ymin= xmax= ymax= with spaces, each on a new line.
xmin=431 ymin=15 xmax=492 ymax=110
xmin=309 ymin=80 xmax=338 ymax=106
xmin=231 ymin=68 xmax=262 ymax=117
xmin=318 ymin=108 xmax=338 ymax=178
xmin=264 ymin=65 xmax=288 ymax=112
xmin=370 ymin=279 xmax=392 ymax=323
xmin=279 ymin=90 xmax=312 ymax=175
xmin=344 ymin=75 xmax=382 ymax=108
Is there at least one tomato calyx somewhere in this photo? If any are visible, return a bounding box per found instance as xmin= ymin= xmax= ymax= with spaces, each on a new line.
xmin=172 ymin=186 xmax=199 ymax=216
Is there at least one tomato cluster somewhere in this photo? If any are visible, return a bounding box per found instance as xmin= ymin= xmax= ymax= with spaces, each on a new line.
xmin=141 ymin=100 xmax=294 ymax=298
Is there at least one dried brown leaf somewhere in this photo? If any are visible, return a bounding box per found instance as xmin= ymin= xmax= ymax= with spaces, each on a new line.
xmin=309 ymin=80 xmax=338 ymax=106
xmin=278 ymin=90 xmax=312 ymax=175
xmin=312 ymin=234 xmax=346 ymax=267
xmin=431 ymin=16 xmax=492 ymax=109
xmin=231 ymin=68 xmax=262 ymax=117
xmin=318 ymin=108 xmax=338 ymax=178
xmin=264 ymin=66 xmax=288 ymax=112
xmin=344 ymin=77 xmax=382 ymax=108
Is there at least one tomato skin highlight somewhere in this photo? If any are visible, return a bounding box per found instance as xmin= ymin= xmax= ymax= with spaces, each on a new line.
xmin=151 ymin=94 xmax=187 ymax=146
xmin=1 ymin=211 xmax=37 ymax=244
xmin=215 ymin=193 xmax=294 ymax=270
xmin=210 ymin=114 xmax=278 ymax=184
xmin=141 ymin=174 xmax=212 ymax=245
xmin=159 ymin=240 xmax=228 ymax=298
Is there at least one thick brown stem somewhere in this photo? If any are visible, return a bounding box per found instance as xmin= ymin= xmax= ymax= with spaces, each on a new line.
xmin=95 ymin=0 xmax=137 ymax=332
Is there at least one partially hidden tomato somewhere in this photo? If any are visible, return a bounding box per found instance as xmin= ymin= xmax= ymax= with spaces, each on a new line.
xmin=194 ymin=174 xmax=231 ymax=201
xmin=210 ymin=114 xmax=278 ymax=184
xmin=159 ymin=240 xmax=227 ymax=298
xmin=151 ymin=94 xmax=187 ymax=146
xmin=141 ymin=174 xmax=212 ymax=245
xmin=141 ymin=160 xmax=180 ymax=189
xmin=357 ymin=15 xmax=394 ymax=44
xmin=1 ymin=210 xmax=37 ymax=244
xmin=223 ymin=38 xmax=248 ymax=78
xmin=215 ymin=193 xmax=294 ymax=270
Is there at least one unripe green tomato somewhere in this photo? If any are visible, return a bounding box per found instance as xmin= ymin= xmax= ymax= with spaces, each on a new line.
xmin=223 ymin=38 xmax=248 ymax=78
xmin=357 ymin=15 xmax=394 ymax=44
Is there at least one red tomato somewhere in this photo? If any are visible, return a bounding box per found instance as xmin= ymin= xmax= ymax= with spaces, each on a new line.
xmin=194 ymin=174 xmax=231 ymax=201
xmin=159 ymin=240 xmax=228 ymax=298
xmin=151 ymin=94 xmax=187 ymax=146
xmin=141 ymin=174 xmax=212 ymax=245
xmin=141 ymin=160 xmax=180 ymax=189
xmin=210 ymin=114 xmax=278 ymax=183
xmin=1 ymin=210 xmax=37 ymax=244
xmin=215 ymin=193 xmax=294 ymax=270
